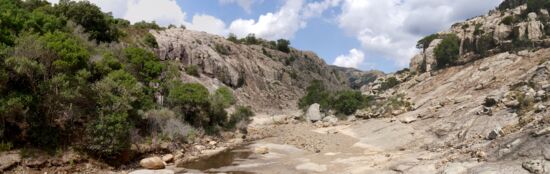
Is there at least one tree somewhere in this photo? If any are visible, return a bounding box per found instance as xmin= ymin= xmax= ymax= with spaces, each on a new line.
xmin=124 ymin=47 xmax=164 ymax=82
xmin=167 ymin=82 xmax=211 ymax=126
xmin=416 ymin=34 xmax=439 ymax=50
xmin=434 ymin=34 xmax=460 ymax=69
xmin=53 ymin=0 xmax=122 ymax=43
xmin=332 ymin=90 xmax=366 ymax=115
xmin=227 ymin=33 xmax=239 ymax=43
xmin=276 ymin=39 xmax=291 ymax=53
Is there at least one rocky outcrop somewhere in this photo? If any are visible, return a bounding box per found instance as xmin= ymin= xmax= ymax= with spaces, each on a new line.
xmin=139 ymin=157 xmax=166 ymax=170
xmin=151 ymin=29 xmax=350 ymax=112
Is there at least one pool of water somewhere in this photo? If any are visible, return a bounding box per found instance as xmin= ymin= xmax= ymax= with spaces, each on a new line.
xmin=179 ymin=146 xmax=257 ymax=173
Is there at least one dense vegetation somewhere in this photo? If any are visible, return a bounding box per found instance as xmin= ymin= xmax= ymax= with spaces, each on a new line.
xmin=434 ymin=34 xmax=460 ymax=69
xmin=299 ymin=80 xmax=370 ymax=115
xmin=0 ymin=0 xmax=249 ymax=162
xmin=227 ymin=33 xmax=291 ymax=53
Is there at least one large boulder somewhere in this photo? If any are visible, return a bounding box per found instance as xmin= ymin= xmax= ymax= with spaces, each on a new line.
xmin=306 ymin=103 xmax=322 ymax=122
xmin=494 ymin=23 xmax=512 ymax=41
xmin=0 ymin=152 xmax=21 ymax=171
xmin=139 ymin=157 xmax=166 ymax=170
xmin=527 ymin=13 xmax=545 ymax=40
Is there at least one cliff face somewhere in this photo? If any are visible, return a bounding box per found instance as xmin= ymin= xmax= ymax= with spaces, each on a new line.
xmin=411 ymin=2 xmax=550 ymax=73
xmin=151 ymin=28 xmax=353 ymax=112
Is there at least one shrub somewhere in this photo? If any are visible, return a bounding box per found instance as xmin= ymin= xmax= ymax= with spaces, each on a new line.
xmin=167 ymin=82 xmax=211 ymax=126
xmin=143 ymin=108 xmax=194 ymax=143
xmin=226 ymin=106 xmax=254 ymax=129
xmin=85 ymin=112 xmax=131 ymax=158
xmin=416 ymin=34 xmax=439 ymax=50
xmin=53 ymin=0 xmax=122 ymax=43
xmin=243 ymin=33 xmax=258 ymax=45
xmin=276 ymin=39 xmax=291 ymax=53
xmin=473 ymin=23 xmax=484 ymax=35
xmin=185 ymin=65 xmax=200 ymax=77
xmin=332 ymin=90 xmax=367 ymax=115
xmin=133 ymin=21 xmax=162 ymax=30
xmin=227 ymin=33 xmax=239 ymax=43
xmin=143 ymin=33 xmax=158 ymax=48
xmin=214 ymin=87 xmax=236 ymax=108
xmin=214 ymin=43 xmax=230 ymax=55
xmin=379 ymin=77 xmax=400 ymax=91
xmin=434 ymin=34 xmax=460 ymax=69
xmin=41 ymin=32 xmax=90 ymax=73
xmin=124 ymin=47 xmax=164 ymax=82
xmin=92 ymin=52 xmax=122 ymax=78
xmin=298 ymin=80 xmax=332 ymax=110
xmin=501 ymin=16 xmax=516 ymax=25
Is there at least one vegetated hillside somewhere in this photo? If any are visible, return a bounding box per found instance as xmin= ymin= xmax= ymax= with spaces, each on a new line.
xmin=351 ymin=0 xmax=550 ymax=172
xmin=150 ymin=29 xmax=353 ymax=113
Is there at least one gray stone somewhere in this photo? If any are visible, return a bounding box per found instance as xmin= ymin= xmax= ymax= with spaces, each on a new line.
xmin=400 ymin=116 xmax=417 ymax=124
xmin=322 ymin=115 xmax=338 ymax=124
xmin=522 ymin=159 xmax=544 ymax=174
xmin=487 ymin=127 xmax=502 ymax=140
xmin=533 ymin=127 xmax=550 ymax=137
xmin=306 ymin=103 xmax=322 ymax=122
xmin=0 ymin=152 xmax=21 ymax=171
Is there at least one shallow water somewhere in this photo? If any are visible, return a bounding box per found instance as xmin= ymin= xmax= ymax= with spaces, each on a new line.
xmin=179 ymin=147 xmax=257 ymax=173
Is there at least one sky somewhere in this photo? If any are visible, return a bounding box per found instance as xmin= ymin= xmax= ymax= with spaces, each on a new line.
xmin=46 ymin=0 xmax=504 ymax=72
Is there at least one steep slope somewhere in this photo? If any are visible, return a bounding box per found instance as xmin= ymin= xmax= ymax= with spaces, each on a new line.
xmin=151 ymin=28 xmax=351 ymax=113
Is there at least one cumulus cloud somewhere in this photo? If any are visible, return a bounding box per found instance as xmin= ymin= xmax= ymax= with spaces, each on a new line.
xmin=185 ymin=14 xmax=227 ymax=36
xmin=228 ymin=0 xmax=306 ymax=40
xmin=228 ymin=0 xmax=340 ymax=40
xmin=333 ymin=49 xmax=365 ymax=69
xmin=337 ymin=0 xmax=503 ymax=67
xmin=219 ymin=0 xmax=260 ymax=13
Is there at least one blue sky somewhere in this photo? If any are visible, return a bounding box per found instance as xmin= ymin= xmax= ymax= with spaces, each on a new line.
xmin=47 ymin=0 xmax=504 ymax=72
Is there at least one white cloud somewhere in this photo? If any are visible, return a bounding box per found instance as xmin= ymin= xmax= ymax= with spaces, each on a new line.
xmin=337 ymin=0 xmax=503 ymax=67
xmin=228 ymin=0 xmax=306 ymax=40
xmin=228 ymin=0 xmax=339 ymax=40
xmin=186 ymin=14 xmax=227 ymax=36
xmin=333 ymin=49 xmax=365 ymax=69
xmin=123 ymin=0 xmax=186 ymax=26
xmin=219 ymin=0 xmax=260 ymax=13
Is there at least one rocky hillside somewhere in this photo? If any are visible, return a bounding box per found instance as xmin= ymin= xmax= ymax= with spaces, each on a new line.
xmin=349 ymin=1 xmax=550 ymax=172
xmin=151 ymin=28 xmax=365 ymax=112
xmin=411 ymin=0 xmax=550 ymax=73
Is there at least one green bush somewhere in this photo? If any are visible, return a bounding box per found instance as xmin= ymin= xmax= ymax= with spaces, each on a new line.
xmin=185 ymin=65 xmax=200 ymax=77
xmin=92 ymin=53 xmax=123 ymax=78
xmin=276 ymin=39 xmax=291 ymax=53
xmin=226 ymin=106 xmax=254 ymax=129
xmin=124 ymin=47 xmax=164 ymax=82
xmin=53 ymin=0 xmax=122 ymax=43
xmin=85 ymin=112 xmax=131 ymax=158
xmin=214 ymin=87 xmax=236 ymax=108
xmin=41 ymin=32 xmax=90 ymax=73
xmin=298 ymin=80 xmax=332 ymax=110
xmin=214 ymin=43 xmax=230 ymax=55
xmin=133 ymin=21 xmax=162 ymax=30
xmin=167 ymin=82 xmax=211 ymax=126
xmin=143 ymin=33 xmax=158 ymax=48
xmin=379 ymin=77 xmax=400 ymax=91
xmin=332 ymin=90 xmax=367 ymax=115
xmin=227 ymin=33 xmax=239 ymax=43
xmin=501 ymin=16 xmax=516 ymax=25
xmin=434 ymin=34 xmax=460 ymax=69
xmin=416 ymin=34 xmax=439 ymax=50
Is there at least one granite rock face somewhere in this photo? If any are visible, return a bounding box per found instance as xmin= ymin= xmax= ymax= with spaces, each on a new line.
xmin=151 ymin=29 xmax=351 ymax=112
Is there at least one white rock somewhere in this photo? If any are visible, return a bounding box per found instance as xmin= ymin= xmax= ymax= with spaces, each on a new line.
xmin=522 ymin=159 xmax=544 ymax=174
xmin=533 ymin=127 xmax=550 ymax=137
xmin=139 ymin=157 xmax=166 ymax=170
xmin=306 ymin=103 xmax=322 ymax=122
xmin=295 ymin=162 xmax=327 ymax=172
xmin=161 ymin=154 xmax=174 ymax=163
xmin=400 ymin=116 xmax=417 ymax=124
xmin=254 ymin=147 xmax=269 ymax=154
xmin=130 ymin=169 xmax=174 ymax=174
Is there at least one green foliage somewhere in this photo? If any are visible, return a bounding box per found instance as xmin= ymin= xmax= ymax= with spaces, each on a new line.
xmin=168 ymin=82 xmax=211 ymax=126
xmin=86 ymin=112 xmax=131 ymax=158
xmin=93 ymin=70 xmax=146 ymax=114
xmin=242 ymin=33 xmax=259 ymax=45
xmin=416 ymin=34 xmax=439 ymax=50
xmin=379 ymin=77 xmax=400 ymax=91
xmin=143 ymin=33 xmax=158 ymax=48
xmin=54 ymin=0 xmax=122 ymax=43
xmin=92 ymin=52 xmax=123 ymax=78
xmin=501 ymin=16 xmax=516 ymax=25
xmin=214 ymin=43 xmax=230 ymax=55
xmin=434 ymin=34 xmax=460 ymax=69
xmin=298 ymin=80 xmax=332 ymax=110
xmin=124 ymin=47 xmax=164 ymax=82
xmin=214 ymin=87 xmax=236 ymax=108
xmin=227 ymin=33 xmax=239 ymax=43
xmin=526 ymin=0 xmax=550 ymax=13
xmin=185 ymin=65 xmax=200 ymax=77
xmin=226 ymin=106 xmax=254 ymax=129
xmin=133 ymin=21 xmax=162 ymax=30
xmin=276 ymin=39 xmax=291 ymax=53
xmin=40 ymin=32 xmax=90 ymax=73
xmin=332 ymin=90 xmax=367 ymax=115
xmin=473 ymin=23 xmax=484 ymax=35
xmin=0 ymin=141 xmax=13 ymax=152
